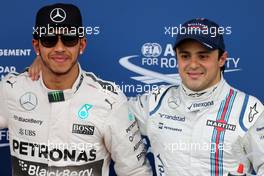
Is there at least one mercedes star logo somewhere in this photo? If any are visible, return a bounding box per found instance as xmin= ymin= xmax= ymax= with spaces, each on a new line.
xmin=50 ymin=8 xmax=66 ymax=23
xmin=19 ymin=92 xmax=38 ymax=111
xmin=167 ymin=96 xmax=180 ymax=109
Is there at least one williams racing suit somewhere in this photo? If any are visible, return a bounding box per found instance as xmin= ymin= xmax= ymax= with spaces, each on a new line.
xmin=242 ymin=111 xmax=264 ymax=175
xmin=129 ymin=77 xmax=264 ymax=176
xmin=0 ymin=66 xmax=152 ymax=176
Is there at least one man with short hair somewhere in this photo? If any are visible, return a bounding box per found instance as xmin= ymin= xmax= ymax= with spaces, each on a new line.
xmin=129 ymin=18 xmax=264 ymax=175
xmin=0 ymin=3 xmax=151 ymax=176
xmin=28 ymin=18 xmax=264 ymax=175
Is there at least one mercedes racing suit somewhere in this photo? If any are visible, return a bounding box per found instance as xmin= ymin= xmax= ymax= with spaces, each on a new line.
xmin=129 ymin=77 xmax=264 ymax=176
xmin=0 ymin=67 xmax=152 ymax=176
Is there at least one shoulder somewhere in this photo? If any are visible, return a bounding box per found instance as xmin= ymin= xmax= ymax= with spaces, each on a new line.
xmin=0 ymin=70 xmax=32 ymax=89
xmin=139 ymin=84 xmax=179 ymax=115
xmin=148 ymin=84 xmax=179 ymax=103
xmin=234 ymin=88 xmax=264 ymax=132
xmin=82 ymin=71 xmax=127 ymax=104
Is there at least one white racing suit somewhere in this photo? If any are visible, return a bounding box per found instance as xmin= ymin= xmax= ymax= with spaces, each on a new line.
xmin=243 ymin=111 xmax=264 ymax=175
xmin=0 ymin=66 xmax=152 ymax=176
xmin=129 ymin=77 xmax=264 ymax=176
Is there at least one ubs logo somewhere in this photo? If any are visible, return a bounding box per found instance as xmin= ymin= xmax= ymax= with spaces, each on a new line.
xmin=19 ymin=128 xmax=36 ymax=136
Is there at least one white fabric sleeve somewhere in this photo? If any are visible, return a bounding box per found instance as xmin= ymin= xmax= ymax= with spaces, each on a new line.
xmin=0 ymin=79 xmax=8 ymax=129
xmin=104 ymin=100 xmax=152 ymax=176
xmin=243 ymin=111 xmax=264 ymax=175
xmin=128 ymin=93 xmax=151 ymax=136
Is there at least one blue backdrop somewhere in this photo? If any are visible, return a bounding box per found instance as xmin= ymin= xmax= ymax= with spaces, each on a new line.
xmin=0 ymin=0 xmax=263 ymax=175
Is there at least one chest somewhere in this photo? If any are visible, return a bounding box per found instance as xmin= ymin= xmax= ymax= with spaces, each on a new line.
xmin=7 ymin=91 xmax=108 ymax=145
xmin=147 ymin=99 xmax=244 ymax=155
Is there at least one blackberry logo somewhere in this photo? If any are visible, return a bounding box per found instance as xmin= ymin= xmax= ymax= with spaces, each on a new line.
xmin=19 ymin=160 xmax=28 ymax=171
xmin=13 ymin=156 xmax=104 ymax=176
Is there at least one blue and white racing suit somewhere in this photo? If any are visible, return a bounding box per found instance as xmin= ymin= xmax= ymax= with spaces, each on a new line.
xmin=243 ymin=111 xmax=264 ymax=175
xmin=129 ymin=77 xmax=264 ymax=176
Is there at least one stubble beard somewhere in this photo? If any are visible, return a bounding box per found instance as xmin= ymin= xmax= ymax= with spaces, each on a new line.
xmin=40 ymin=54 xmax=78 ymax=76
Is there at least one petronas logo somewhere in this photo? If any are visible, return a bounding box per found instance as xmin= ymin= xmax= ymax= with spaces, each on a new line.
xmin=78 ymin=104 xmax=93 ymax=120
xmin=48 ymin=91 xmax=65 ymax=103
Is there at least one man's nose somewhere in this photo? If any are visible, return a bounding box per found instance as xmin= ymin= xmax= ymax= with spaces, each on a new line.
xmin=53 ymin=36 xmax=66 ymax=52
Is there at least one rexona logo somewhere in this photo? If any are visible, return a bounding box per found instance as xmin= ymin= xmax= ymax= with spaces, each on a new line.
xmin=119 ymin=43 xmax=242 ymax=85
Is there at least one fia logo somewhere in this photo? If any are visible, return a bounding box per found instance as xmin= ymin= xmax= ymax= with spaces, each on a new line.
xmin=78 ymin=104 xmax=93 ymax=120
xmin=141 ymin=43 xmax=162 ymax=57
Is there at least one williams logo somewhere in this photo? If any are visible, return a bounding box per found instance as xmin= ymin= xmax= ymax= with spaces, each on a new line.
xmin=72 ymin=124 xmax=95 ymax=135
xmin=119 ymin=43 xmax=242 ymax=85
xmin=78 ymin=104 xmax=93 ymax=120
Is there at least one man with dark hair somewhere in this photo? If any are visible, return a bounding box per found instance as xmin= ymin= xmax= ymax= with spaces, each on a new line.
xmin=0 ymin=3 xmax=151 ymax=176
xmin=28 ymin=18 xmax=264 ymax=175
xmin=129 ymin=18 xmax=264 ymax=175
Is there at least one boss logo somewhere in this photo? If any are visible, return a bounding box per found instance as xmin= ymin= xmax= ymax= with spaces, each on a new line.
xmin=72 ymin=124 xmax=94 ymax=135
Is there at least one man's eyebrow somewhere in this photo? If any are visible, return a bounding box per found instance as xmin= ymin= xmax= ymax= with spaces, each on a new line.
xmin=197 ymin=50 xmax=211 ymax=54
xmin=177 ymin=50 xmax=189 ymax=54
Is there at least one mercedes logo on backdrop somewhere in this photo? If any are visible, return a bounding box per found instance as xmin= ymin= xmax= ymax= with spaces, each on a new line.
xmin=19 ymin=92 xmax=38 ymax=111
xmin=50 ymin=8 xmax=66 ymax=23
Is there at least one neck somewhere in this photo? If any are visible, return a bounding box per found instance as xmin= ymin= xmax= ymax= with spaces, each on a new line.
xmin=42 ymin=64 xmax=79 ymax=90
xmin=181 ymin=76 xmax=223 ymax=99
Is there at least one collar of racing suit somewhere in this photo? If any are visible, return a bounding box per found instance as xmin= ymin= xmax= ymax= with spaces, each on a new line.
xmin=179 ymin=75 xmax=227 ymax=112
xmin=39 ymin=63 xmax=84 ymax=102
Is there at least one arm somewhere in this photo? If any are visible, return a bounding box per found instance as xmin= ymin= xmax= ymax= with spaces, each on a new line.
xmin=0 ymin=79 xmax=8 ymax=129
xmin=128 ymin=93 xmax=151 ymax=136
xmin=243 ymin=112 xmax=264 ymax=175
xmin=104 ymin=100 xmax=152 ymax=176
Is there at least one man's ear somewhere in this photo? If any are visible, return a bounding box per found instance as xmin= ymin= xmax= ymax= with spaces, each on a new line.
xmin=32 ymin=39 xmax=40 ymax=55
xmin=219 ymin=51 xmax=228 ymax=67
xmin=79 ymin=38 xmax=87 ymax=55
